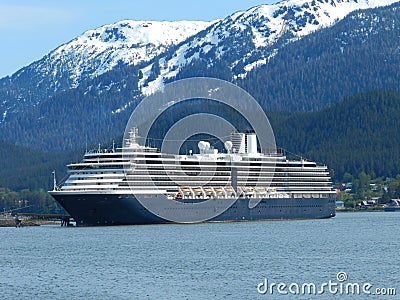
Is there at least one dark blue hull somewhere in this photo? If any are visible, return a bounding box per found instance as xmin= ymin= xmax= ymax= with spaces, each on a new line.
xmin=50 ymin=193 xmax=336 ymax=226
xmin=384 ymin=206 xmax=400 ymax=212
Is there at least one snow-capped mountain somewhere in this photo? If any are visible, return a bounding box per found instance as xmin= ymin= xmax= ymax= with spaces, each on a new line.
xmin=0 ymin=20 xmax=212 ymax=122
xmin=1 ymin=0 xmax=400 ymax=151
xmin=48 ymin=20 xmax=213 ymax=88
xmin=139 ymin=0 xmax=399 ymax=94
xmin=1 ymin=0 xmax=397 ymax=115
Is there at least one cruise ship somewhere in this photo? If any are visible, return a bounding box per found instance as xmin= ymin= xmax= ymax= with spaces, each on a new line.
xmin=49 ymin=129 xmax=336 ymax=225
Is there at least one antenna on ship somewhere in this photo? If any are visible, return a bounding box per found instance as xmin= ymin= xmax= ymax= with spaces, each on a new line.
xmin=52 ymin=170 xmax=57 ymax=191
xmin=125 ymin=127 xmax=140 ymax=148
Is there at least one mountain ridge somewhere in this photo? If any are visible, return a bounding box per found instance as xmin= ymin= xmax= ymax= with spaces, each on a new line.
xmin=0 ymin=20 xmax=212 ymax=123
xmin=0 ymin=0 xmax=400 ymax=151
xmin=1 ymin=0 xmax=398 ymax=123
xmin=139 ymin=0 xmax=399 ymax=94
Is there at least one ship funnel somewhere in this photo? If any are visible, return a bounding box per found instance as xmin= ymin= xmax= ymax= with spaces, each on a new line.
xmin=231 ymin=132 xmax=245 ymax=154
xmin=125 ymin=127 xmax=140 ymax=148
xmin=246 ymin=133 xmax=257 ymax=154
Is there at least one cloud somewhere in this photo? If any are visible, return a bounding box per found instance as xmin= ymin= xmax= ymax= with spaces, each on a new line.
xmin=0 ymin=5 xmax=75 ymax=30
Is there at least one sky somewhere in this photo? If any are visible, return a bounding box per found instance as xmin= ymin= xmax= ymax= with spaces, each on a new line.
xmin=0 ymin=0 xmax=277 ymax=78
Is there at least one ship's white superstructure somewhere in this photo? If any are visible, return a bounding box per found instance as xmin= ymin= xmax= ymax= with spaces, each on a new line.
xmin=58 ymin=128 xmax=335 ymax=201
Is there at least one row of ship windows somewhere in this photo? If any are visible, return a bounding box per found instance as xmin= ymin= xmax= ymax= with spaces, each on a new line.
xmin=82 ymin=165 xmax=323 ymax=172
xmin=70 ymin=174 xmax=329 ymax=182
xmin=138 ymin=165 xmax=325 ymax=172
xmin=147 ymin=182 xmax=330 ymax=187
xmin=67 ymin=183 xmax=332 ymax=190
xmin=123 ymin=176 xmax=330 ymax=182
xmin=163 ymin=205 xmax=323 ymax=210
xmin=71 ymin=170 xmax=328 ymax=178
xmin=231 ymin=205 xmax=322 ymax=209
xmin=73 ymin=171 xmax=329 ymax=180
xmin=143 ymin=171 xmax=329 ymax=177
xmin=70 ymin=177 xmax=330 ymax=185
xmin=72 ymin=171 xmax=119 ymax=175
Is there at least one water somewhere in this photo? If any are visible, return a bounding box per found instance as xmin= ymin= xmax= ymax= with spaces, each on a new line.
xmin=0 ymin=212 xmax=398 ymax=299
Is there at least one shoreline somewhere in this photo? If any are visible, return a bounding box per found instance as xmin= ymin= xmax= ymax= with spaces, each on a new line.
xmin=336 ymin=207 xmax=385 ymax=212
xmin=0 ymin=219 xmax=59 ymax=227
xmin=0 ymin=209 xmax=392 ymax=227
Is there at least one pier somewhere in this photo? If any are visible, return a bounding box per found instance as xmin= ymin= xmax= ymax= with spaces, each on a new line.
xmin=0 ymin=213 xmax=73 ymax=227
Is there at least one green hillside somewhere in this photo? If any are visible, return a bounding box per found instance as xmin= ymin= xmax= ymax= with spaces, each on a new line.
xmin=0 ymin=141 xmax=82 ymax=190
xmin=270 ymin=90 xmax=400 ymax=180
xmin=2 ymin=89 xmax=400 ymax=192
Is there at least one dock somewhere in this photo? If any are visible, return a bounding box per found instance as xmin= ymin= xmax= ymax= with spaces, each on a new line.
xmin=0 ymin=213 xmax=73 ymax=227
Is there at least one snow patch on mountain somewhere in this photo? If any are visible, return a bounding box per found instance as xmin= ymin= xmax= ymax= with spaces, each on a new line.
xmin=139 ymin=0 xmax=400 ymax=94
xmin=39 ymin=20 xmax=213 ymax=88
